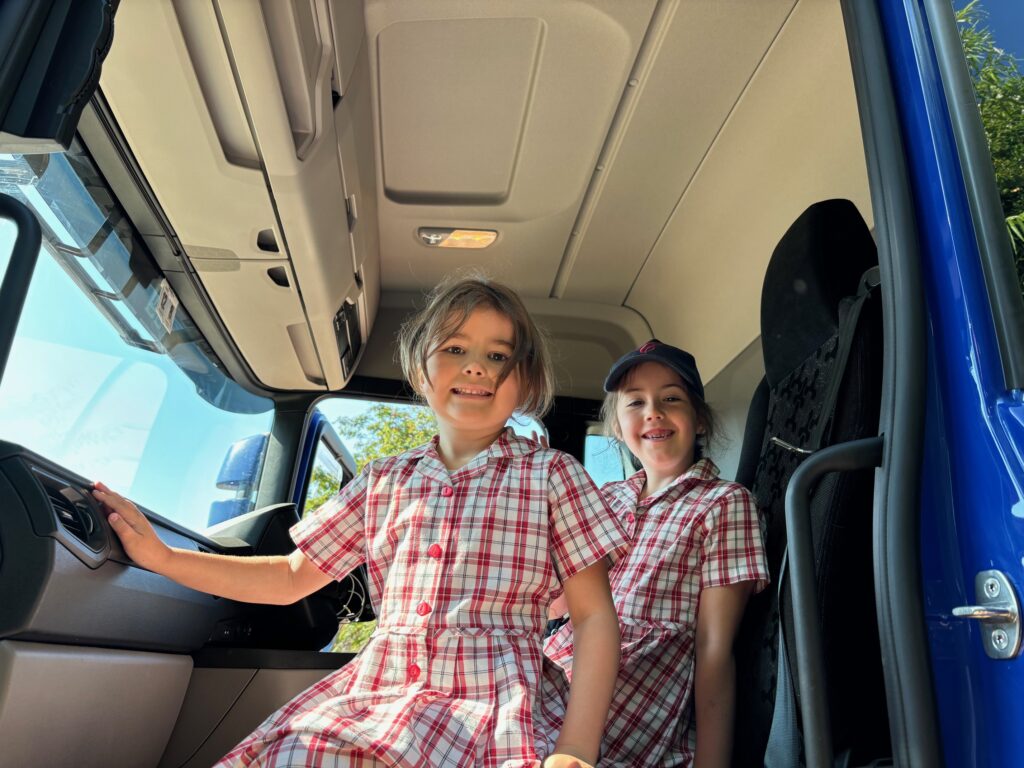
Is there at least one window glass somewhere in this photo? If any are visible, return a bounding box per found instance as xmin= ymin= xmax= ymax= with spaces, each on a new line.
xmin=506 ymin=412 xmax=546 ymax=441
xmin=0 ymin=144 xmax=274 ymax=534
xmin=313 ymin=397 xmax=435 ymax=653
xmin=304 ymin=439 xmax=347 ymax=516
xmin=300 ymin=408 xmax=356 ymax=517
xmin=584 ymin=432 xmax=631 ymax=486
xmin=954 ymin=0 xmax=1024 ymax=294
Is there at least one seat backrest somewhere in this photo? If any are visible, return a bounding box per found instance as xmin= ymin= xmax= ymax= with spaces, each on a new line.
xmin=731 ymin=199 xmax=890 ymax=767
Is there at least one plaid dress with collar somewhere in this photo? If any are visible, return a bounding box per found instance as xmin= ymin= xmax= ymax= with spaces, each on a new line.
xmin=539 ymin=458 xmax=768 ymax=767
xmin=215 ymin=429 xmax=629 ymax=768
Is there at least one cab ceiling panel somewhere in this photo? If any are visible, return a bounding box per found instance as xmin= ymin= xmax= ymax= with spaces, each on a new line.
xmin=626 ymin=0 xmax=872 ymax=381
xmin=378 ymin=17 xmax=540 ymax=205
xmin=358 ymin=292 xmax=653 ymax=400
xmin=367 ymin=0 xmax=658 ymax=296
xmin=558 ymin=0 xmax=800 ymax=305
xmin=99 ymin=0 xmax=376 ymax=392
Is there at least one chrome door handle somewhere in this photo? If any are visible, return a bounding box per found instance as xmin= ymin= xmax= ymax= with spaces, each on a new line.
xmin=952 ymin=570 xmax=1021 ymax=659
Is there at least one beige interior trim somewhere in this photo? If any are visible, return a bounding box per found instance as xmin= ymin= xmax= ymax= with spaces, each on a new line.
xmin=624 ymin=0 xmax=872 ymax=381
xmin=703 ymin=336 xmax=766 ymax=481
xmin=368 ymin=0 xmax=658 ymax=297
xmin=160 ymin=667 xmax=329 ymax=768
xmin=96 ymin=0 xmax=871 ymax=399
xmin=100 ymin=0 xmax=379 ymax=392
xmin=193 ymin=259 xmax=326 ymax=390
xmin=560 ymin=0 xmax=799 ymax=305
xmin=215 ymin=2 xmax=364 ymax=389
xmin=356 ymin=291 xmax=653 ymax=400
xmin=0 ymin=640 xmax=191 ymax=768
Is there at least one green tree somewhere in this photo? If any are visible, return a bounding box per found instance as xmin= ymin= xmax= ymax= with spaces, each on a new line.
xmin=327 ymin=402 xmax=437 ymax=653
xmin=303 ymin=465 xmax=340 ymax=516
xmin=956 ymin=1 xmax=1024 ymax=289
xmin=334 ymin=402 xmax=438 ymax=471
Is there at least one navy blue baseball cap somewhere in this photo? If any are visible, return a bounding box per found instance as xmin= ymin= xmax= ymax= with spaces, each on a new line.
xmin=603 ymin=339 xmax=705 ymax=400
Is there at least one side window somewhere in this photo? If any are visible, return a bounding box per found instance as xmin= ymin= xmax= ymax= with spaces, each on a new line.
xmin=301 ymin=419 xmax=352 ymax=516
xmin=955 ymin=0 xmax=1024 ymax=294
xmin=506 ymin=412 xmax=546 ymax=441
xmin=584 ymin=427 xmax=633 ymax=486
xmin=310 ymin=397 xmax=435 ymax=653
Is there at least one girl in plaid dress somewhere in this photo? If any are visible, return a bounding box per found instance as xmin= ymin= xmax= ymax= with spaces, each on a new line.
xmin=93 ymin=278 xmax=630 ymax=768
xmin=539 ymin=340 xmax=769 ymax=767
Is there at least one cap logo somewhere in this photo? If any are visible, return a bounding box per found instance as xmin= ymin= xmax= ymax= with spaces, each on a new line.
xmin=638 ymin=341 xmax=657 ymax=353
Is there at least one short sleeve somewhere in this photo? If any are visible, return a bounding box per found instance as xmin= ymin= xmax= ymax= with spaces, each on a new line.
xmin=290 ymin=463 xmax=371 ymax=581
xmin=699 ymin=485 xmax=769 ymax=593
xmin=547 ymin=452 xmax=630 ymax=584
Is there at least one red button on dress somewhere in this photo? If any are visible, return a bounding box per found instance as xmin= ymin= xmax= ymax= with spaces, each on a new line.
xmin=441 ymin=486 xmax=453 ymax=497
xmin=627 ymin=513 xmax=636 ymax=524
xmin=416 ymin=602 xmax=431 ymax=616
xmin=427 ymin=544 xmax=443 ymax=559
xmin=407 ymin=663 xmax=421 ymax=682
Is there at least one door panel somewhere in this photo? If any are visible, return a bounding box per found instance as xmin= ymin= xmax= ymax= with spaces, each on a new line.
xmin=878 ymin=2 xmax=1024 ymax=766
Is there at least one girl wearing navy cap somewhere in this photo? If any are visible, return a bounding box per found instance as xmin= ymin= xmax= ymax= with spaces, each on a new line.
xmin=538 ymin=340 xmax=769 ymax=767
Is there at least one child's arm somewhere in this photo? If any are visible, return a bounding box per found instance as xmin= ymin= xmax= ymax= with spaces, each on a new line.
xmin=93 ymin=482 xmax=332 ymax=605
xmin=549 ymin=560 xmax=620 ymax=766
xmin=692 ymin=581 xmax=755 ymax=768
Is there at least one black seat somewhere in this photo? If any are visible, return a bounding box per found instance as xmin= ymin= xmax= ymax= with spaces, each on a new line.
xmin=731 ymin=199 xmax=890 ymax=767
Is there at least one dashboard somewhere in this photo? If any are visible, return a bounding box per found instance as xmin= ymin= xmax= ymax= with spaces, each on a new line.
xmin=0 ymin=440 xmax=357 ymax=653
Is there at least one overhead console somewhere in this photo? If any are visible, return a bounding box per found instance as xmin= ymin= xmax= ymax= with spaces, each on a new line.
xmin=97 ymin=0 xmax=378 ymax=391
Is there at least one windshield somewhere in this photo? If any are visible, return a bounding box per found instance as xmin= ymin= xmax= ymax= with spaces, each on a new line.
xmin=0 ymin=140 xmax=274 ymax=533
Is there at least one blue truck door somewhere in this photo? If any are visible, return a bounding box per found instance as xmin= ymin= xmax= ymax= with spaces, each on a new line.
xmin=877 ymin=2 xmax=1024 ymax=766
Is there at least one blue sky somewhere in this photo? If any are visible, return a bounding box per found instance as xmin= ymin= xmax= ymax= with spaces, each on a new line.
xmin=957 ymin=0 xmax=1024 ymax=57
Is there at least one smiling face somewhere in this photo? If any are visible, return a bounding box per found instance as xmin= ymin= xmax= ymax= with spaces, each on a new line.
xmin=420 ymin=307 xmax=522 ymax=439
xmin=614 ymin=361 xmax=703 ymax=482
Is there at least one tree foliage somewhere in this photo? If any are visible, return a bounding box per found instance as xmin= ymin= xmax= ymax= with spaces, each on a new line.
xmin=303 ymin=465 xmax=340 ymax=516
xmin=326 ymin=402 xmax=437 ymax=653
xmin=334 ymin=402 xmax=438 ymax=471
xmin=956 ymin=1 xmax=1024 ymax=289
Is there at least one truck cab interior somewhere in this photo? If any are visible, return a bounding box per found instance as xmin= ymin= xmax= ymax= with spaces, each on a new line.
xmin=5 ymin=0 xmax=1020 ymax=766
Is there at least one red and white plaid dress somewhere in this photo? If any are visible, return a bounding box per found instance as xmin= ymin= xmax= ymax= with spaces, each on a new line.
xmin=215 ymin=429 xmax=629 ymax=768
xmin=539 ymin=459 xmax=768 ymax=767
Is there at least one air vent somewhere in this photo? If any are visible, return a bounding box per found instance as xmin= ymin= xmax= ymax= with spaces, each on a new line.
xmin=46 ymin=488 xmax=91 ymax=543
xmin=31 ymin=467 xmax=100 ymax=550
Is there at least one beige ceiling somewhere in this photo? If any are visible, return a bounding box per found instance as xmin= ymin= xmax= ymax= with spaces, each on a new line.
xmin=96 ymin=0 xmax=871 ymax=400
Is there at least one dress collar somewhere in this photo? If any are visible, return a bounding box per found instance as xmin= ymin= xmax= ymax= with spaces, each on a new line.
xmin=411 ymin=427 xmax=540 ymax=482
xmin=616 ymin=457 xmax=721 ymax=507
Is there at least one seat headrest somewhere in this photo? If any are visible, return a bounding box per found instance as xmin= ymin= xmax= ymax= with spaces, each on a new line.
xmin=761 ymin=199 xmax=877 ymax=387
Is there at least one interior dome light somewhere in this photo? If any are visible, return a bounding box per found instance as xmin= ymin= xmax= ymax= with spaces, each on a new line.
xmin=417 ymin=227 xmax=497 ymax=249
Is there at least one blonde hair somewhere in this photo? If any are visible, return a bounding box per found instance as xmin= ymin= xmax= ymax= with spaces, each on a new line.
xmin=398 ymin=276 xmax=554 ymax=417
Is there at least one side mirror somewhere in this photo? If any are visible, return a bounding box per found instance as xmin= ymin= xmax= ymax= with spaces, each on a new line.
xmin=207 ymin=433 xmax=269 ymax=526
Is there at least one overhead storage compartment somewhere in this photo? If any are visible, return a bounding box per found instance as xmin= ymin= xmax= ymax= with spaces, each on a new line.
xmin=99 ymin=0 xmax=379 ymax=392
